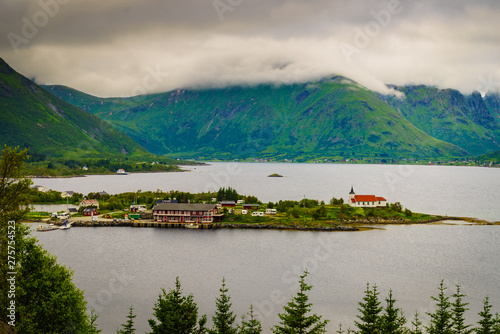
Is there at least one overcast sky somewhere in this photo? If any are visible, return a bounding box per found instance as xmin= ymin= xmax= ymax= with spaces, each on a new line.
xmin=1 ymin=0 xmax=499 ymax=97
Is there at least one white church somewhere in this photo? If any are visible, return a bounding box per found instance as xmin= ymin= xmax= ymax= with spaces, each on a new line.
xmin=348 ymin=187 xmax=387 ymax=208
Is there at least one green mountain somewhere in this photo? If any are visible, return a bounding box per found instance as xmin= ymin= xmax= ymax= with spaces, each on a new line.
xmin=43 ymin=78 xmax=468 ymax=160
xmin=0 ymin=58 xmax=147 ymax=159
xmin=383 ymin=85 xmax=500 ymax=156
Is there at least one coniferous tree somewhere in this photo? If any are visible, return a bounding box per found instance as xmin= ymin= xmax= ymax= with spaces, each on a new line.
xmin=117 ymin=306 xmax=136 ymax=334
xmin=355 ymin=283 xmax=383 ymax=334
xmin=211 ymin=278 xmax=238 ymax=334
xmin=239 ymin=305 xmax=262 ymax=334
xmin=148 ymin=277 xmax=199 ymax=334
xmin=476 ymin=297 xmax=495 ymax=334
xmin=426 ymin=280 xmax=453 ymax=334
xmin=451 ymin=285 xmax=473 ymax=334
xmin=380 ymin=289 xmax=406 ymax=334
xmin=410 ymin=311 xmax=424 ymax=334
xmin=1 ymin=146 xmax=99 ymax=333
xmin=272 ymin=271 xmax=329 ymax=334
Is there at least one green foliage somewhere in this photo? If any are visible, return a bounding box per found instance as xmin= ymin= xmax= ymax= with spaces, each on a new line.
xmin=0 ymin=58 xmax=147 ymax=159
xmin=426 ymin=280 xmax=453 ymax=334
xmin=355 ymin=283 xmax=383 ymax=334
xmin=300 ymin=198 xmax=319 ymax=208
xmin=410 ymin=312 xmax=424 ymax=334
xmin=148 ymin=277 xmax=200 ymax=334
xmin=330 ymin=197 xmax=344 ymax=205
xmin=211 ymin=278 xmax=238 ymax=334
xmin=217 ymin=187 xmax=239 ymax=202
xmin=405 ymin=208 xmax=413 ymax=217
xmin=390 ymin=202 xmax=403 ymax=213
xmin=380 ymin=289 xmax=407 ymax=334
xmin=476 ymin=297 xmax=496 ymax=334
xmin=117 ymin=306 xmax=136 ymax=334
xmin=239 ymin=305 xmax=262 ymax=334
xmin=245 ymin=195 xmax=260 ymax=204
xmin=451 ymin=285 xmax=473 ymax=334
xmin=272 ymin=271 xmax=329 ymax=334
xmin=1 ymin=146 xmax=93 ymax=333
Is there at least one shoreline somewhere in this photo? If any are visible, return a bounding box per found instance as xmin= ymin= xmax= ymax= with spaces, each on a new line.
xmin=27 ymin=216 xmax=499 ymax=232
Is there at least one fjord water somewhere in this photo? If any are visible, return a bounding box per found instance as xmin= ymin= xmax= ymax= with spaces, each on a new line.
xmin=35 ymin=224 xmax=500 ymax=334
xmin=33 ymin=162 xmax=500 ymax=221
xmin=30 ymin=163 xmax=500 ymax=333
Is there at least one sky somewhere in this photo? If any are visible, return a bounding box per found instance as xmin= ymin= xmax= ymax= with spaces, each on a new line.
xmin=1 ymin=0 xmax=499 ymax=97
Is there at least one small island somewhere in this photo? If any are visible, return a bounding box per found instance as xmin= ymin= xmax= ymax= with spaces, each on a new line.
xmin=268 ymin=173 xmax=283 ymax=177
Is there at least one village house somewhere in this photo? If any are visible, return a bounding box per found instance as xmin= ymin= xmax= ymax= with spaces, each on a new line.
xmin=152 ymin=203 xmax=220 ymax=224
xmin=348 ymin=187 xmax=387 ymax=208
xmin=82 ymin=207 xmax=98 ymax=216
xmin=242 ymin=203 xmax=260 ymax=211
xmin=61 ymin=191 xmax=75 ymax=198
xmin=79 ymin=199 xmax=100 ymax=208
xmin=220 ymin=201 xmax=236 ymax=207
xmin=33 ymin=185 xmax=49 ymax=193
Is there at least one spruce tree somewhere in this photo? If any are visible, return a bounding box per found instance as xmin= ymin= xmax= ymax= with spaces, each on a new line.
xmin=426 ymin=280 xmax=453 ymax=334
xmin=117 ymin=305 xmax=136 ymax=334
xmin=451 ymin=285 xmax=472 ymax=334
xmin=410 ymin=311 xmax=424 ymax=334
xmin=239 ymin=305 xmax=262 ymax=334
xmin=148 ymin=277 xmax=199 ymax=334
xmin=476 ymin=296 xmax=495 ymax=334
xmin=272 ymin=271 xmax=329 ymax=334
xmin=211 ymin=277 xmax=238 ymax=334
xmin=355 ymin=283 xmax=383 ymax=334
xmin=380 ymin=289 xmax=406 ymax=334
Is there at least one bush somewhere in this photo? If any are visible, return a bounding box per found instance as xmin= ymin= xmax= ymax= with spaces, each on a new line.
xmin=404 ymin=208 xmax=412 ymax=217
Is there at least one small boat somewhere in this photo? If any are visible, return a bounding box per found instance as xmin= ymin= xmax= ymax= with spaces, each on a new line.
xmin=59 ymin=220 xmax=71 ymax=230
xmin=36 ymin=224 xmax=59 ymax=232
xmin=185 ymin=223 xmax=199 ymax=229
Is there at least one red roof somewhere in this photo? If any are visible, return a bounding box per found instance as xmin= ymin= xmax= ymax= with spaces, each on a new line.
xmin=375 ymin=197 xmax=386 ymax=202
xmin=354 ymin=195 xmax=377 ymax=202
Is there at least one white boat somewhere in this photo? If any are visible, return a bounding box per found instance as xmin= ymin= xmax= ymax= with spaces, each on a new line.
xmin=36 ymin=224 xmax=58 ymax=232
xmin=185 ymin=223 xmax=199 ymax=229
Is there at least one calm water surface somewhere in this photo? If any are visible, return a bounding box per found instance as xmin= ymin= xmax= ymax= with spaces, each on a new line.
xmin=32 ymin=162 xmax=500 ymax=221
xmin=34 ymin=224 xmax=500 ymax=334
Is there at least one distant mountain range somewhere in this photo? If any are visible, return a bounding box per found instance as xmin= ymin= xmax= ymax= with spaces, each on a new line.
xmin=2 ymin=57 xmax=499 ymax=161
xmin=0 ymin=58 xmax=147 ymax=160
xmin=42 ymin=78 xmax=500 ymax=160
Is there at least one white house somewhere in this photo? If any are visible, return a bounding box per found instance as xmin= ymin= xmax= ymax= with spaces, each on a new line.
xmin=33 ymin=185 xmax=49 ymax=193
xmin=79 ymin=199 xmax=100 ymax=208
xmin=348 ymin=187 xmax=387 ymax=208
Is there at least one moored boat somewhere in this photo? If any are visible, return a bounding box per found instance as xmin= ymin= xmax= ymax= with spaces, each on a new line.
xmin=185 ymin=223 xmax=199 ymax=229
xmin=36 ymin=224 xmax=59 ymax=232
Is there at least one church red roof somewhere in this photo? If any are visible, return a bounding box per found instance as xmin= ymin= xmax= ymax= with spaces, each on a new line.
xmin=354 ymin=195 xmax=377 ymax=202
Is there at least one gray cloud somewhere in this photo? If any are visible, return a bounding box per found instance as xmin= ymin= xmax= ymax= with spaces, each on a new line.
xmin=1 ymin=0 xmax=499 ymax=97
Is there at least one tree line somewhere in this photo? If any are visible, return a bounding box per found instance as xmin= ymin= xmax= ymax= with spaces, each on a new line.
xmin=113 ymin=273 xmax=500 ymax=334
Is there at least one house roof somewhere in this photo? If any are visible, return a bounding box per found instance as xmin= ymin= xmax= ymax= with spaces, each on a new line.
xmin=354 ymin=195 xmax=377 ymax=202
xmin=81 ymin=199 xmax=99 ymax=204
xmin=83 ymin=207 xmax=97 ymax=212
xmin=220 ymin=201 xmax=236 ymax=205
xmin=153 ymin=203 xmax=217 ymax=211
xmin=352 ymin=195 xmax=387 ymax=202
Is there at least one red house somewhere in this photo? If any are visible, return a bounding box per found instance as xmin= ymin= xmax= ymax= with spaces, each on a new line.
xmin=83 ymin=208 xmax=98 ymax=216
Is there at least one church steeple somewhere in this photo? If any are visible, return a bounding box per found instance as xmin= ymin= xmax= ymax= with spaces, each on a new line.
xmin=349 ymin=186 xmax=355 ymax=195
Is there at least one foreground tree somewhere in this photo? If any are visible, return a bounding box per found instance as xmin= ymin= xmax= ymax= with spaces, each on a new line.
xmin=117 ymin=305 xmax=136 ymax=334
xmin=272 ymin=271 xmax=329 ymax=334
xmin=239 ymin=305 xmax=262 ymax=334
xmin=148 ymin=277 xmax=200 ymax=334
xmin=476 ymin=297 xmax=495 ymax=334
xmin=0 ymin=146 xmax=96 ymax=333
xmin=380 ymin=289 xmax=406 ymax=334
xmin=451 ymin=285 xmax=473 ymax=334
xmin=426 ymin=280 xmax=453 ymax=334
xmin=355 ymin=283 xmax=383 ymax=334
xmin=211 ymin=278 xmax=238 ymax=334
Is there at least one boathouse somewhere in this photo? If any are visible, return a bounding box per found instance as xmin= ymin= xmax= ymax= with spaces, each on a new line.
xmin=348 ymin=187 xmax=387 ymax=208
xmin=152 ymin=203 xmax=220 ymax=224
